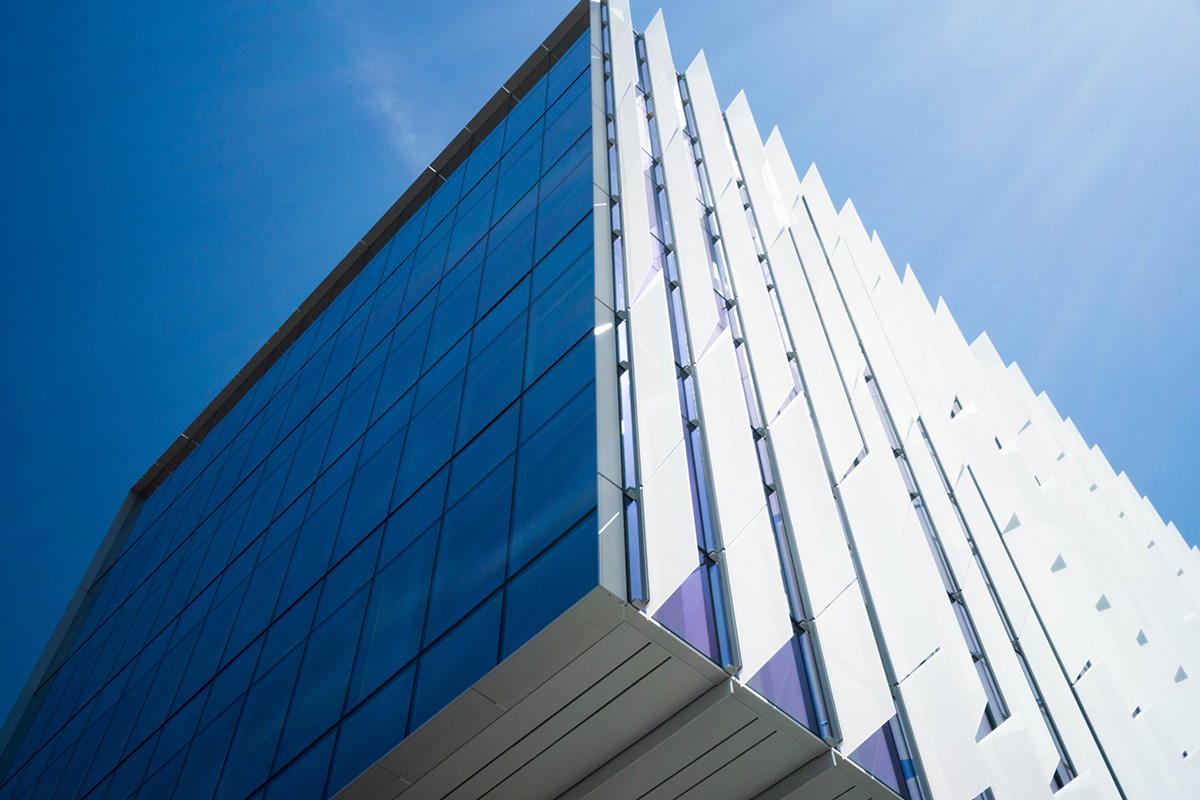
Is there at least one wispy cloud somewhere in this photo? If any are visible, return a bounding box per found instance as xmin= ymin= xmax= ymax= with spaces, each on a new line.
xmin=327 ymin=1 xmax=442 ymax=173
xmin=350 ymin=49 xmax=435 ymax=170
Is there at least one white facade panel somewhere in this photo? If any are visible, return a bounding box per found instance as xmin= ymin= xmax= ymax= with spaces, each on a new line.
xmin=599 ymin=7 xmax=1200 ymax=798
xmin=695 ymin=333 xmax=768 ymax=542
xmin=724 ymin=508 xmax=796 ymax=679
xmin=627 ymin=268 xmax=687 ymax=478
xmin=814 ymin=582 xmax=896 ymax=753
xmin=640 ymin=439 xmax=702 ymax=617
xmin=899 ymin=650 xmax=991 ymax=800
xmin=684 ymin=56 xmax=794 ymax=418
xmin=769 ymin=401 xmax=856 ymax=616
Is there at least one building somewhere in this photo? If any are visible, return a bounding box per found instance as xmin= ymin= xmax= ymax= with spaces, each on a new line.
xmin=2 ymin=1 xmax=1198 ymax=798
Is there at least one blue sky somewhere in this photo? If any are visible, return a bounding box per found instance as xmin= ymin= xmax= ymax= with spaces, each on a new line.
xmin=1 ymin=0 xmax=1197 ymax=724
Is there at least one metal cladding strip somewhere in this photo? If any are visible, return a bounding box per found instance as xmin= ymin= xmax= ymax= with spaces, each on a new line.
xmin=629 ymin=17 xmax=742 ymax=674
xmin=752 ymin=153 xmax=938 ymax=798
xmin=680 ymin=86 xmax=856 ymax=742
xmin=683 ymin=66 xmax=794 ymax=426
xmin=642 ymin=13 xmax=788 ymax=680
xmin=604 ymin=0 xmax=700 ymax=614
xmin=597 ymin=0 xmax=650 ymax=607
xmin=589 ymin=0 xmax=628 ymax=603
xmin=748 ymin=121 xmax=901 ymax=758
xmin=672 ymin=59 xmax=849 ymax=734
xmin=814 ymin=198 xmax=1013 ymax=792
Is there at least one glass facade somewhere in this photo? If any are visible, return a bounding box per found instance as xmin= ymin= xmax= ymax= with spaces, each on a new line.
xmin=0 ymin=30 xmax=595 ymax=800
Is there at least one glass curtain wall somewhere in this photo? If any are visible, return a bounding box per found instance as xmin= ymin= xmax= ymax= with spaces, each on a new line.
xmin=0 ymin=30 xmax=596 ymax=800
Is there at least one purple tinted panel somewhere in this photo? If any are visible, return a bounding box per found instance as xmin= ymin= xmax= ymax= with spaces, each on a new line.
xmin=746 ymin=638 xmax=817 ymax=732
xmin=849 ymin=717 xmax=909 ymax=799
xmin=653 ymin=565 xmax=719 ymax=662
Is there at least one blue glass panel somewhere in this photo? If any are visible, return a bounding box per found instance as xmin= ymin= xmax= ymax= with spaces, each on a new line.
xmin=502 ymin=512 xmax=597 ymax=658
xmin=546 ymin=32 xmax=589 ymax=102
xmin=509 ymin=389 xmax=596 ymax=573
xmin=274 ymin=586 xmax=367 ymax=770
xmin=415 ymin=338 xmax=468 ymax=408
xmin=279 ymin=415 xmax=334 ymax=508
xmin=360 ymin=277 xmax=405 ymax=356
xmin=264 ymin=730 xmax=334 ymax=800
xmin=221 ymin=536 xmax=293 ymax=665
xmin=170 ymin=695 xmax=240 ymax=800
xmin=502 ymin=74 xmax=548 ymax=147
xmin=383 ymin=203 xmax=427 ymax=271
xmin=347 ymin=528 xmax=437 ymax=708
xmin=325 ymin=367 xmax=380 ymax=463
xmin=328 ymin=665 xmax=415 ymax=794
xmin=104 ymin=730 xmax=160 ymax=800
xmin=85 ymin=670 xmax=152 ymax=782
xmin=128 ymin=624 xmax=201 ymax=747
xmin=409 ymin=593 xmax=502 ymax=732
xmin=524 ymin=243 xmax=593 ymax=384
xmin=260 ymin=588 xmax=318 ymax=678
xmin=470 ymin=276 xmax=528 ymax=358
xmin=375 ymin=306 xmax=431 ymax=408
xmin=275 ymin=484 xmax=345 ymax=612
xmin=317 ymin=528 xmax=381 ymax=625
xmin=332 ymin=443 xmax=400 ymax=564
xmin=530 ymin=217 xmax=591 ymax=298
xmin=520 ymin=337 xmax=593 ymax=439
xmin=175 ymin=584 xmax=243 ymax=704
xmin=363 ymin=385 xmax=412 ymax=450
xmin=394 ymin=375 xmax=462 ymax=503
xmin=424 ymin=458 xmax=514 ymax=643
xmin=478 ymin=192 xmax=536 ymax=313
xmin=199 ymin=636 xmax=262 ymax=730
xmin=493 ymin=125 xmax=543 ymax=218
xmin=457 ymin=312 xmax=526 ymax=446
xmin=379 ymin=469 xmax=446 ymax=565
xmin=145 ymin=687 xmax=207 ymax=783
xmin=425 ymin=263 xmax=482 ymax=365
xmin=421 ymin=168 xmax=465 ymax=233
xmin=533 ymin=135 xmax=592 ymax=263
xmin=402 ymin=226 xmax=451 ymax=316
xmin=446 ymin=176 xmax=497 ymax=268
xmin=138 ymin=747 xmax=186 ymax=799
xmin=447 ymin=405 xmax=519 ymax=506
xmin=541 ymin=74 xmax=589 ymax=169
xmin=214 ymin=645 xmax=302 ymax=800
xmin=461 ymin=117 xmax=507 ymax=193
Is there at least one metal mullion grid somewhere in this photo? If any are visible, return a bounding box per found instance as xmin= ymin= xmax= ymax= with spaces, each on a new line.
xmin=861 ymin=377 xmax=1010 ymax=739
xmin=633 ymin=34 xmax=739 ymax=673
xmin=721 ymin=121 xmax=932 ymax=795
xmin=672 ymin=72 xmax=841 ymax=742
xmin=600 ymin=2 xmax=648 ymax=608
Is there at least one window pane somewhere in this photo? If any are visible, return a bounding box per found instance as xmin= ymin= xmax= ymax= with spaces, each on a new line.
xmin=502 ymin=512 xmax=596 ymax=657
xmin=409 ymin=593 xmax=502 ymax=732
xmin=510 ymin=390 xmax=596 ymax=573
xmin=424 ymin=459 xmax=515 ymax=643
xmin=329 ymin=665 xmax=415 ymax=794
xmin=347 ymin=528 xmax=437 ymax=707
xmin=274 ymin=586 xmax=369 ymax=769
